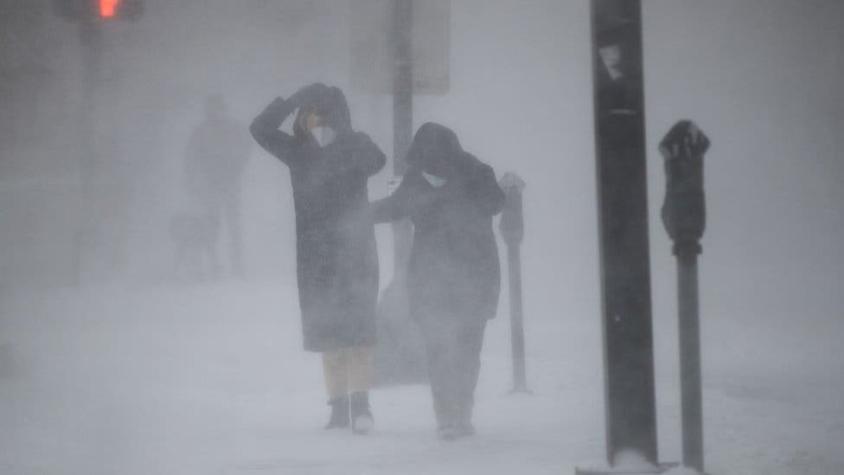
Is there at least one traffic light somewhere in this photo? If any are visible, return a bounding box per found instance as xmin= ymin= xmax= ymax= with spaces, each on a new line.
xmin=99 ymin=0 xmax=119 ymax=18
xmin=52 ymin=0 xmax=144 ymax=22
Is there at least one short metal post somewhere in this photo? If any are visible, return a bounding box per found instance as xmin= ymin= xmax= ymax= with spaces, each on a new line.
xmin=678 ymin=251 xmax=703 ymax=472
xmin=499 ymin=173 xmax=529 ymax=394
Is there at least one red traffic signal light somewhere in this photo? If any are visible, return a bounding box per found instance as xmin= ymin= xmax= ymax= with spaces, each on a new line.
xmin=100 ymin=0 xmax=119 ymax=18
xmin=53 ymin=0 xmax=143 ymax=22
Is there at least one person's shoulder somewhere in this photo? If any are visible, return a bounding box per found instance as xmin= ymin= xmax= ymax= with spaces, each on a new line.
xmin=347 ymin=131 xmax=384 ymax=153
xmin=460 ymin=153 xmax=493 ymax=174
xmin=346 ymin=131 xmax=374 ymax=145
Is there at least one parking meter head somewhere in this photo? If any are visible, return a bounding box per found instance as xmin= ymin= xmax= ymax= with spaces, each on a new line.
xmin=659 ymin=120 xmax=710 ymax=161
xmin=498 ymin=173 xmax=525 ymax=246
xmin=660 ymin=121 xmax=709 ymax=250
xmin=499 ymin=172 xmax=526 ymax=192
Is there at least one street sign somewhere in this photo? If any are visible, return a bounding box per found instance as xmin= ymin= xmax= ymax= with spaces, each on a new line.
xmin=350 ymin=0 xmax=450 ymax=95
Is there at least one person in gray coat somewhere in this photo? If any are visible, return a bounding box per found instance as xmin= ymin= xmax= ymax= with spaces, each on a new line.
xmin=251 ymin=83 xmax=386 ymax=433
xmin=373 ymin=122 xmax=505 ymax=440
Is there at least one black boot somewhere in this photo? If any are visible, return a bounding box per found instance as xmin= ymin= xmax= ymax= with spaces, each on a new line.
xmin=350 ymin=391 xmax=374 ymax=434
xmin=324 ymin=395 xmax=350 ymax=429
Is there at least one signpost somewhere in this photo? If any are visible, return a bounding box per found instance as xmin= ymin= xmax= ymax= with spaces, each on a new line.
xmin=578 ymin=0 xmax=662 ymax=472
xmin=350 ymin=0 xmax=450 ymax=95
xmin=353 ymin=0 xmax=451 ymax=384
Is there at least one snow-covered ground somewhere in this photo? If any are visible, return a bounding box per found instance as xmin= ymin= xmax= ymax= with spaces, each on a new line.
xmin=0 ymin=282 xmax=842 ymax=475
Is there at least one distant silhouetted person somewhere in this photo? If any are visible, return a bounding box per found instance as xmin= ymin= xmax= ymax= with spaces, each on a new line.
xmin=250 ymin=83 xmax=386 ymax=434
xmin=184 ymin=95 xmax=251 ymax=277
xmin=373 ymin=122 xmax=505 ymax=440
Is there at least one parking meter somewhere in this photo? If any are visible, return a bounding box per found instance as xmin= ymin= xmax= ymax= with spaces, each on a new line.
xmin=498 ymin=172 xmax=529 ymax=393
xmin=659 ymin=120 xmax=711 ymax=472
xmin=499 ymin=173 xmax=526 ymax=246
xmin=660 ymin=120 xmax=710 ymax=257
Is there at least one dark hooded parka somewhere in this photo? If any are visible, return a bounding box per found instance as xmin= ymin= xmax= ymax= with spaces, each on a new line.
xmin=250 ymin=84 xmax=386 ymax=352
xmin=372 ymin=122 xmax=505 ymax=323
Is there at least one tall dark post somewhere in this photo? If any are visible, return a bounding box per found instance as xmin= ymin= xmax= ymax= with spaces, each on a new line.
xmin=660 ymin=120 xmax=710 ymax=473
xmin=499 ymin=173 xmax=528 ymax=394
xmin=391 ymin=0 xmax=414 ymax=278
xmin=588 ymin=0 xmax=658 ymax=468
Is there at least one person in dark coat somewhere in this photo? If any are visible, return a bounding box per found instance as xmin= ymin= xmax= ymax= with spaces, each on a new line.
xmin=184 ymin=95 xmax=252 ymax=277
xmin=250 ymin=83 xmax=386 ymax=434
xmin=372 ymin=122 xmax=505 ymax=440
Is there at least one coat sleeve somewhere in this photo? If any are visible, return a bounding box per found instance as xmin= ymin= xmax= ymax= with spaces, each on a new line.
xmin=353 ymin=135 xmax=387 ymax=177
xmin=464 ymin=163 xmax=505 ymax=216
xmin=327 ymin=133 xmax=387 ymax=178
xmin=249 ymin=97 xmax=300 ymax=166
xmin=371 ymin=174 xmax=415 ymax=223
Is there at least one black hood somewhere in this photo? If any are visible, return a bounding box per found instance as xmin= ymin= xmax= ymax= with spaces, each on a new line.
xmin=406 ymin=122 xmax=468 ymax=177
xmin=294 ymin=86 xmax=352 ymax=138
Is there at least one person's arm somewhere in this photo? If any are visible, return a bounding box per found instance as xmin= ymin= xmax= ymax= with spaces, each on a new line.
xmin=328 ymin=133 xmax=387 ymax=178
xmin=249 ymin=97 xmax=300 ymax=166
xmin=371 ymin=174 xmax=416 ymax=223
xmin=354 ymin=134 xmax=387 ymax=177
xmin=463 ymin=162 xmax=505 ymax=216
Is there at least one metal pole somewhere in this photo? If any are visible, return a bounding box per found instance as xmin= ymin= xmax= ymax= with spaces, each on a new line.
xmin=73 ymin=18 xmax=104 ymax=284
xmin=678 ymin=252 xmax=703 ymax=472
xmin=589 ymin=0 xmax=658 ymax=467
xmin=659 ymin=119 xmax=710 ymax=474
xmin=391 ymin=0 xmax=413 ymax=279
xmin=374 ymin=0 xmax=427 ymax=386
xmin=499 ymin=173 xmax=528 ymax=393
xmin=507 ymin=243 xmax=527 ymax=392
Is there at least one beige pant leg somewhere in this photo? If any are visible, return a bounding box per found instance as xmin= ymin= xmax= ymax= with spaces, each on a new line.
xmin=322 ymin=350 xmax=349 ymax=400
xmin=346 ymin=346 xmax=374 ymax=393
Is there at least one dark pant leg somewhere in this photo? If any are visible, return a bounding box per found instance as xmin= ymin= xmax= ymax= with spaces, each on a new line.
xmin=222 ymin=191 xmax=243 ymax=275
xmin=420 ymin=318 xmax=458 ymax=429
xmin=204 ymin=206 xmax=223 ymax=276
xmin=453 ymin=318 xmax=487 ymax=425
